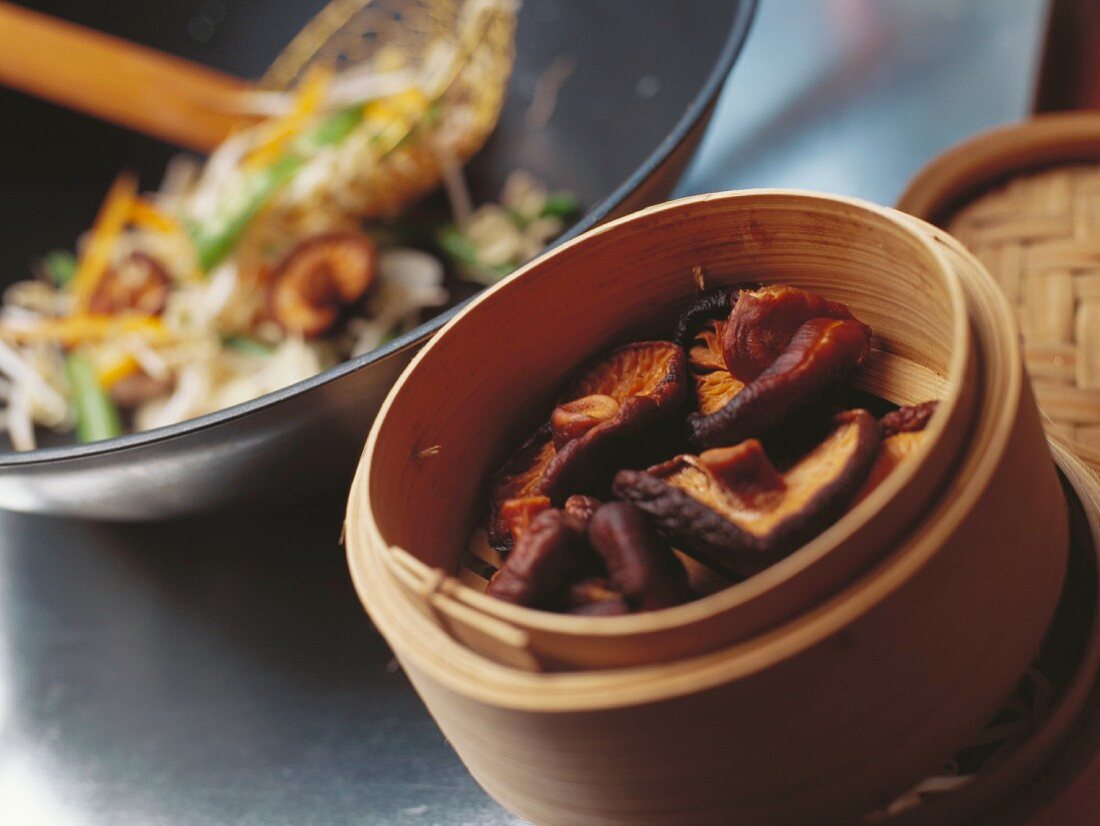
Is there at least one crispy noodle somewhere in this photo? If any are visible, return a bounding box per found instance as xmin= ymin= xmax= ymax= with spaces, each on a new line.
xmin=7 ymin=385 xmax=33 ymax=452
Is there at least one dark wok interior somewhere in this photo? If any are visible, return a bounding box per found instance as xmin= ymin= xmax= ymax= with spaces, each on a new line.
xmin=3 ymin=0 xmax=737 ymax=282
xmin=0 ymin=0 xmax=752 ymax=514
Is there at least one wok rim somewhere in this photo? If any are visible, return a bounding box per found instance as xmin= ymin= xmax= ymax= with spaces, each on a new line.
xmin=0 ymin=0 xmax=757 ymax=469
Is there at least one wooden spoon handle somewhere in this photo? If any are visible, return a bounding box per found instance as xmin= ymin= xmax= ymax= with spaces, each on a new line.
xmin=0 ymin=1 xmax=253 ymax=151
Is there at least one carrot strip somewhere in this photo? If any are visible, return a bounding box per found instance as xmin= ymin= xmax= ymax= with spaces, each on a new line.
xmin=70 ymin=173 xmax=139 ymax=311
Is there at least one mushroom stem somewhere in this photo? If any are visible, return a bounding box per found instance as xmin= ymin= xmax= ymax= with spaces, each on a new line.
xmin=588 ymin=502 xmax=690 ymax=611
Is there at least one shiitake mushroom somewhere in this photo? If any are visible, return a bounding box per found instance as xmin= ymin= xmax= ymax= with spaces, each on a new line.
xmin=487 ymin=341 xmax=688 ymax=553
xmin=539 ymin=341 xmax=688 ymax=501
xmin=721 ymin=284 xmax=858 ymax=381
xmin=268 ymin=231 xmax=377 ymax=337
xmin=672 ymin=286 xmax=740 ymax=348
xmin=488 ymin=500 xmax=689 ymax=614
xmin=854 ymin=402 xmax=940 ymax=503
xmin=486 ymin=508 xmax=590 ymax=608
xmin=479 ymin=282 xmax=937 ymax=614
xmin=614 ymin=410 xmax=881 ymax=579
xmin=688 ymin=287 xmax=872 ymax=449
xmin=688 ymin=318 xmax=744 ymax=416
xmin=88 ymin=252 xmax=171 ymax=316
xmin=587 ymin=502 xmax=691 ymax=611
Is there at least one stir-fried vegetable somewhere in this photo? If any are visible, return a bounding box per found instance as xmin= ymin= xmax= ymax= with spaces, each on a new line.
xmin=0 ymin=2 xmax=581 ymax=451
xmin=245 ymin=66 xmax=333 ymax=170
xmin=43 ymin=250 xmax=78 ymax=287
xmin=223 ymin=335 xmax=274 ymax=356
xmin=0 ymin=314 xmax=167 ymax=347
xmin=189 ymin=105 xmax=364 ymax=272
xmin=65 ymin=352 xmax=122 ymax=443
xmin=436 ymin=225 xmax=480 ymax=267
xmin=188 ymin=154 xmax=305 ymax=273
xmin=129 ymin=198 xmax=185 ymax=235
xmin=293 ymin=104 xmax=364 ymax=154
xmin=540 ymin=191 xmax=580 ymax=220
xmin=436 ymin=173 xmax=574 ymax=284
xmin=70 ymin=173 xmax=139 ymax=311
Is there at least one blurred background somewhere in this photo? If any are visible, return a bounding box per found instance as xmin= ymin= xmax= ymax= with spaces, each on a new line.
xmin=680 ymin=0 xmax=1046 ymax=203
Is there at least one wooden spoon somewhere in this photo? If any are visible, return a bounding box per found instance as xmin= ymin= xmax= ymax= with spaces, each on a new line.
xmin=0 ymin=1 xmax=252 ymax=151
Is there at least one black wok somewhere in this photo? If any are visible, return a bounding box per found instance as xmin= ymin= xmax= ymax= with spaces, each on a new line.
xmin=0 ymin=0 xmax=755 ymax=518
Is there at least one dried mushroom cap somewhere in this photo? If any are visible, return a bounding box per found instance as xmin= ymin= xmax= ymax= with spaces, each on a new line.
xmin=689 ymin=319 xmax=728 ymax=374
xmin=487 ymin=341 xmax=686 ymax=545
xmin=538 ymin=341 xmax=688 ymax=500
xmin=675 ymin=549 xmax=733 ymax=598
xmin=689 ymin=316 xmax=872 ymax=449
xmin=853 ymin=431 xmax=925 ymax=504
xmin=269 ymin=231 xmax=377 ymax=337
xmin=588 ymin=502 xmax=691 ymax=611
xmin=487 ymin=424 xmax=556 ymax=553
xmin=881 ymin=400 xmax=938 ymax=437
xmin=673 ymin=287 xmax=739 ymax=348
xmin=88 ymin=252 xmax=171 ymax=316
xmin=614 ymin=409 xmax=881 ymax=578
xmin=486 ymin=509 xmax=590 ymax=608
xmin=689 ymin=318 xmax=745 ymax=416
xmin=564 ymin=340 xmax=686 ymax=405
xmin=722 ymin=285 xmax=856 ymax=381
xmin=498 ymin=495 xmax=552 ymax=548
xmin=550 ymin=394 xmax=621 ymax=448
xmin=855 ymin=402 xmax=939 ymax=503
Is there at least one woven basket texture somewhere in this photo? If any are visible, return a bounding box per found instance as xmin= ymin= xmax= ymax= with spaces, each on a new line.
xmin=947 ymin=164 xmax=1100 ymax=452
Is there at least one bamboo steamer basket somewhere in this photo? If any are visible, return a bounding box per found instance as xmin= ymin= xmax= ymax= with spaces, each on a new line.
xmin=898 ymin=111 xmax=1100 ymax=472
xmin=354 ymin=190 xmax=980 ymax=672
xmin=345 ymin=190 xmax=1071 ymax=824
xmin=877 ymin=441 xmax=1100 ymax=825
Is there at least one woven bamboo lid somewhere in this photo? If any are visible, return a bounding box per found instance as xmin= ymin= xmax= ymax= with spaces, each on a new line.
xmin=899 ymin=112 xmax=1100 ymax=470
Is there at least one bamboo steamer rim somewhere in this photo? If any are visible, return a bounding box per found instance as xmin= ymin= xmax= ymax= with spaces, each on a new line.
xmin=346 ymin=192 xmax=1028 ymax=709
xmin=898 ymin=111 xmax=1100 ymax=223
xmin=352 ymin=189 xmax=973 ymax=653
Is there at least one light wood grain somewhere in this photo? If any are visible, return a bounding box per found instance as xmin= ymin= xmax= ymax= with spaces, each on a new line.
xmin=0 ymin=2 xmax=250 ymax=151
